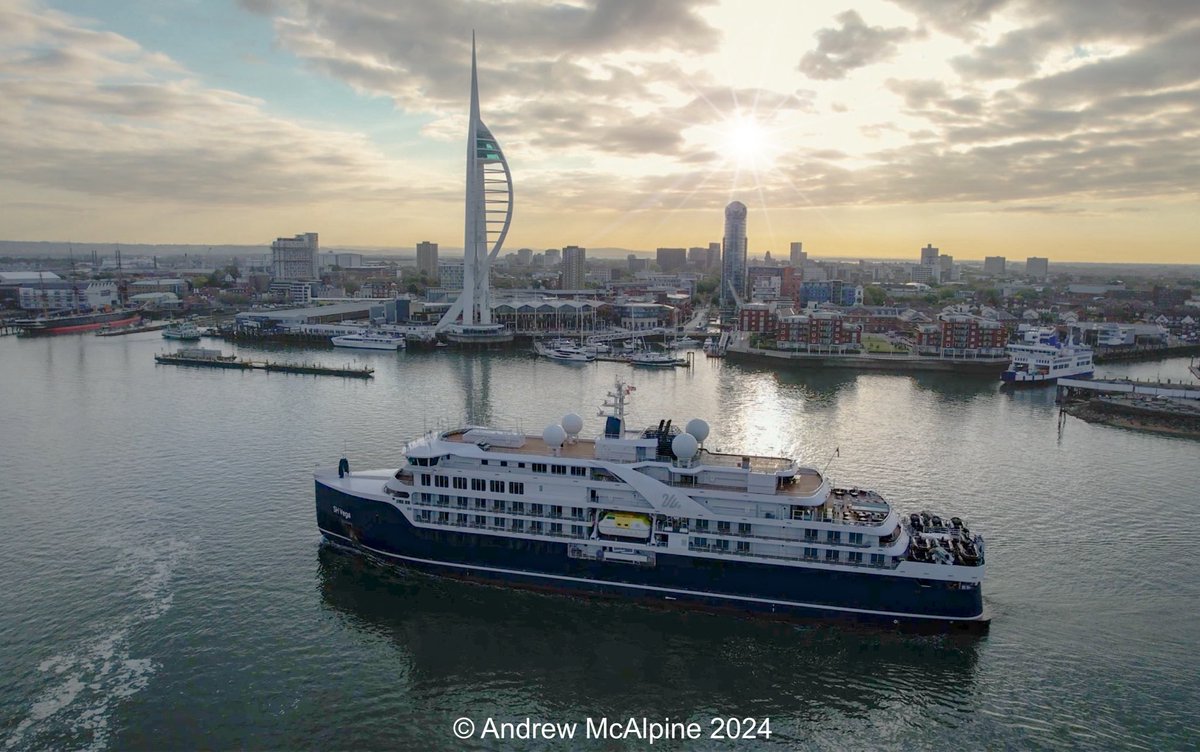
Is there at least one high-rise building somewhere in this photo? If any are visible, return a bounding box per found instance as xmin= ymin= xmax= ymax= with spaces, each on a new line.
xmin=656 ymin=247 xmax=687 ymax=272
xmin=789 ymin=241 xmax=807 ymax=266
xmin=416 ymin=241 xmax=439 ymax=278
xmin=687 ymin=247 xmax=707 ymax=267
xmin=271 ymin=232 xmax=319 ymax=280
xmin=544 ymin=248 xmax=562 ymax=266
xmin=920 ymin=243 xmax=939 ymax=266
xmin=983 ymin=256 xmax=1007 ymax=276
xmin=720 ymin=201 xmax=748 ymax=312
xmin=707 ymin=242 xmax=721 ymax=272
xmin=628 ymin=254 xmax=648 ymax=273
xmin=1026 ymin=256 xmax=1049 ymax=280
xmin=517 ymin=248 xmax=533 ymax=265
xmin=939 ymin=254 xmax=956 ymax=282
xmin=437 ymin=35 xmax=513 ymax=336
xmin=562 ymin=246 xmax=586 ymax=289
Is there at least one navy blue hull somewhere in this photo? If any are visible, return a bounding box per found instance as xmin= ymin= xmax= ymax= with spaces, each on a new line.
xmin=315 ymin=482 xmax=986 ymax=630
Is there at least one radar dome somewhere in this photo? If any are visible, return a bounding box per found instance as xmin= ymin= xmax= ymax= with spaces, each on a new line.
xmin=542 ymin=424 xmax=567 ymax=448
xmin=561 ymin=413 xmax=584 ymax=436
xmin=685 ymin=418 xmax=710 ymax=443
xmin=672 ymin=432 xmax=699 ymax=460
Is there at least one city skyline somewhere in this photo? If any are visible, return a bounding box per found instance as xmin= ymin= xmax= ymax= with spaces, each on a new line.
xmin=2 ymin=0 xmax=1198 ymax=263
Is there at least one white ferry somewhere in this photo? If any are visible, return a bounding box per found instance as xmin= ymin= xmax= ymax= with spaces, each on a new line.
xmin=331 ymin=331 xmax=406 ymax=350
xmin=1001 ymin=327 xmax=1093 ymax=385
xmin=314 ymin=380 xmax=987 ymax=629
xmin=162 ymin=321 xmax=201 ymax=341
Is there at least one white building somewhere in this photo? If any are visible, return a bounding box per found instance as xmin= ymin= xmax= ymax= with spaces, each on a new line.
xmin=272 ymin=232 xmax=319 ymax=280
xmin=18 ymin=281 xmax=118 ymax=310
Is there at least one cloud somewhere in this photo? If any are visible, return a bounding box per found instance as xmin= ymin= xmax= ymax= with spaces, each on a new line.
xmin=0 ymin=0 xmax=426 ymax=207
xmin=798 ymin=10 xmax=922 ymax=80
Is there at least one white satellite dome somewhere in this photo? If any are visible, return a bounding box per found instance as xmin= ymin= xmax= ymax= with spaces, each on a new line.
xmin=542 ymin=424 xmax=567 ymax=448
xmin=684 ymin=418 xmax=710 ymax=444
xmin=672 ymin=432 xmax=699 ymax=460
xmin=561 ymin=413 xmax=584 ymax=436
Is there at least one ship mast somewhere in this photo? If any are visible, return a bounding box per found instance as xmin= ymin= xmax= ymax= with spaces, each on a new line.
xmin=598 ymin=378 xmax=635 ymax=437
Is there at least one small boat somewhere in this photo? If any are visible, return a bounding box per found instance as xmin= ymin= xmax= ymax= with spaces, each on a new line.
xmin=674 ymin=337 xmax=701 ymax=348
xmin=162 ymin=321 xmax=201 ymax=341
xmin=332 ymin=331 xmax=406 ymax=350
xmin=628 ymin=350 xmax=678 ymax=368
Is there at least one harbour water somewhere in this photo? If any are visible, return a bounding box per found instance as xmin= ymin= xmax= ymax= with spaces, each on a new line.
xmin=1 ymin=333 xmax=1198 ymax=750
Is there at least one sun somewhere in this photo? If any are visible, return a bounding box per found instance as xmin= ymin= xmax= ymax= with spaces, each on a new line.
xmin=721 ymin=115 xmax=774 ymax=167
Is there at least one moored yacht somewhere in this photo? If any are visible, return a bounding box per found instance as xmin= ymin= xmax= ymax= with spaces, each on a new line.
xmin=314 ymin=379 xmax=988 ymax=629
xmin=332 ymin=331 xmax=406 ymax=350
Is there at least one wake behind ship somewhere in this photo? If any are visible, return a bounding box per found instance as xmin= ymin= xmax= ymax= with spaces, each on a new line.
xmin=315 ymin=381 xmax=987 ymax=629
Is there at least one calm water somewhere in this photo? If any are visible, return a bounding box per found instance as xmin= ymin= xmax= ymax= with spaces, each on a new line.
xmin=1 ymin=332 xmax=1198 ymax=750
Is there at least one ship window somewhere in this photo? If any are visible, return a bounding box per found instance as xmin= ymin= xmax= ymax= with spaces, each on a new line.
xmin=493 ymin=517 xmax=505 ymax=528
xmin=694 ymin=537 xmax=708 ymax=547
xmin=738 ymin=523 xmax=752 ymax=535
xmin=531 ymin=521 xmax=543 ymax=533
xmin=511 ymin=502 xmax=524 ymax=514
xmin=532 ymin=463 xmax=547 ymax=473
xmin=717 ymin=521 xmax=731 ymax=534
xmin=475 ymin=498 xmax=487 ymax=509
xmin=849 ymin=532 xmax=863 ymax=545
xmin=456 ymin=497 xmax=468 ymax=508
xmin=513 ymin=519 xmax=525 ymax=531
xmin=508 ymin=482 xmax=524 ymax=495
xmin=694 ymin=519 xmax=709 ymax=531
xmin=551 ymin=465 xmax=566 ymax=475
xmin=825 ymin=549 xmax=839 ymax=561
xmin=434 ymin=476 xmax=448 ymax=488
xmin=471 ymin=478 xmax=486 ymax=491
xmin=421 ymin=474 xmax=431 ymax=486
xmin=453 ymin=477 xmax=467 ymax=490
xmin=826 ymin=531 xmax=841 ymax=543
xmin=848 ymin=551 xmax=863 ymax=564
xmin=457 ymin=513 xmax=468 ymax=524
xmin=804 ymin=528 xmax=817 ymax=541
xmin=500 ymin=461 xmax=508 ymax=467
xmin=481 ymin=460 xmax=488 ymax=466
xmin=475 ymin=515 xmax=487 ymax=526
xmin=737 ymin=541 xmax=750 ymax=553
xmin=493 ymin=500 xmax=506 ymax=512
xmin=804 ymin=547 xmax=818 ymax=559
xmin=571 ymin=466 xmax=586 ymax=477
xmin=518 ymin=463 xmax=526 ymax=468
xmin=870 ymin=554 xmax=885 ymax=566
xmin=550 ymin=523 xmax=563 ymax=534
xmin=571 ymin=525 xmax=585 ymax=537
xmin=551 ymin=505 xmax=563 ymax=517
xmin=437 ymin=512 xmax=449 ymax=523
xmin=490 ymin=480 xmax=504 ymax=493
xmin=715 ymin=539 xmax=729 ymax=551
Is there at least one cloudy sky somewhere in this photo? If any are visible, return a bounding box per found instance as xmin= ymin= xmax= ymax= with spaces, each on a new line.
xmin=2 ymin=0 xmax=1198 ymax=262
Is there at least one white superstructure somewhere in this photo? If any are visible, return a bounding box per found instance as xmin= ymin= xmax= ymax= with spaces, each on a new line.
xmin=1002 ymin=327 xmax=1094 ymax=384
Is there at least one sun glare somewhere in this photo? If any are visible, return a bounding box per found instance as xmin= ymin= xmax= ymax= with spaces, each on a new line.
xmin=722 ymin=115 xmax=773 ymax=167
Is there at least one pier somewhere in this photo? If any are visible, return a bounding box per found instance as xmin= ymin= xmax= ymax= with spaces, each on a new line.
xmin=155 ymin=352 xmax=373 ymax=378
xmin=1057 ymin=377 xmax=1200 ymax=437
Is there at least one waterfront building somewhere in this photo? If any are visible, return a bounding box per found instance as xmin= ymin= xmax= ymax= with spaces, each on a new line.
xmin=1026 ymin=256 xmax=1049 ymax=281
xmin=562 ymin=246 xmax=587 ymax=289
xmin=720 ymin=201 xmax=748 ymax=314
xmin=612 ymin=301 xmax=673 ymax=330
xmin=271 ymin=233 xmax=319 ymax=281
xmin=983 ymin=256 xmax=1007 ymax=276
xmin=776 ymin=311 xmax=863 ymax=352
xmin=436 ymin=36 xmax=513 ymax=341
xmin=17 ymin=280 xmax=118 ymax=310
xmin=915 ymin=313 xmax=1008 ymax=356
xmin=738 ymin=302 xmax=777 ymax=333
xmin=129 ymin=278 xmax=188 ymax=297
xmin=656 ymin=247 xmax=687 ymax=273
xmin=417 ymin=241 xmax=439 ymax=278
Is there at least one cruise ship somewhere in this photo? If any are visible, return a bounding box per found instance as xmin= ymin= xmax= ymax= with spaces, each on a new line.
xmin=314 ymin=381 xmax=987 ymax=629
xmin=1001 ymin=327 xmax=1094 ymax=385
